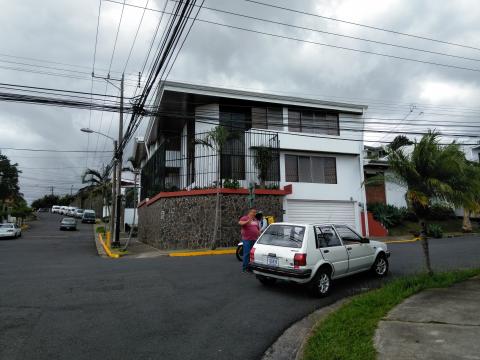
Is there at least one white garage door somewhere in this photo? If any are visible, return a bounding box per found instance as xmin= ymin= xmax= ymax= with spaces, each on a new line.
xmin=285 ymin=200 xmax=356 ymax=228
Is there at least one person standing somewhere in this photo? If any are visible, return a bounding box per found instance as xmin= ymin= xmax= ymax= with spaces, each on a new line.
xmin=238 ymin=208 xmax=260 ymax=272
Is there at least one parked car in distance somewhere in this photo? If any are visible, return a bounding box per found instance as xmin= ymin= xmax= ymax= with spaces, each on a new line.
xmin=59 ymin=206 xmax=68 ymax=215
xmin=0 ymin=223 xmax=22 ymax=239
xmin=82 ymin=210 xmax=96 ymax=224
xmin=52 ymin=205 xmax=60 ymax=213
xmin=74 ymin=209 xmax=84 ymax=219
xmin=60 ymin=217 xmax=77 ymax=231
xmin=37 ymin=208 xmax=49 ymax=212
xmin=66 ymin=207 xmax=77 ymax=217
xmin=249 ymin=223 xmax=390 ymax=297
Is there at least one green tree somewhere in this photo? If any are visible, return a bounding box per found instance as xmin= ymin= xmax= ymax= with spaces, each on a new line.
xmin=386 ymin=131 xmax=467 ymax=274
xmin=0 ymin=153 xmax=22 ymax=221
xmin=31 ymin=194 xmax=61 ymax=209
xmin=82 ymin=165 xmax=112 ymax=221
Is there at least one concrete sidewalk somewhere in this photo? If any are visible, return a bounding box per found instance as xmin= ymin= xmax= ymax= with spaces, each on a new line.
xmin=375 ymin=276 xmax=480 ymax=360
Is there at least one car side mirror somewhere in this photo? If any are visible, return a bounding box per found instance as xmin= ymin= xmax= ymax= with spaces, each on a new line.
xmin=361 ymin=237 xmax=370 ymax=243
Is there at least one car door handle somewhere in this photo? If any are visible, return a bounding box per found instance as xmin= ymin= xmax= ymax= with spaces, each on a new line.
xmin=346 ymin=247 xmax=352 ymax=251
xmin=322 ymin=249 xmax=329 ymax=253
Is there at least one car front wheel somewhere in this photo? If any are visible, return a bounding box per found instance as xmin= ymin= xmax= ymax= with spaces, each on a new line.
xmin=371 ymin=254 xmax=389 ymax=277
xmin=309 ymin=269 xmax=331 ymax=297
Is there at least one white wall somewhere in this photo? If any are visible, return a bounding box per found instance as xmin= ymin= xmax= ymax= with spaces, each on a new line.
xmin=385 ymin=176 xmax=408 ymax=208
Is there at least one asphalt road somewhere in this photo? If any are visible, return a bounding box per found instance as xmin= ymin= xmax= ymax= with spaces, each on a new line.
xmin=1 ymin=213 xmax=479 ymax=360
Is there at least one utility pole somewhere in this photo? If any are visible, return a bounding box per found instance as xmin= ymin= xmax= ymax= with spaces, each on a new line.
xmin=70 ymin=185 xmax=73 ymax=196
xmin=50 ymin=186 xmax=54 ymax=196
xmin=113 ymin=73 xmax=124 ymax=247
xmin=91 ymin=72 xmax=124 ymax=247
xmin=111 ymin=140 xmax=118 ymax=234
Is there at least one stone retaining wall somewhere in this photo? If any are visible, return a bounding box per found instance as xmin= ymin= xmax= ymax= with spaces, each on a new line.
xmin=138 ymin=194 xmax=283 ymax=250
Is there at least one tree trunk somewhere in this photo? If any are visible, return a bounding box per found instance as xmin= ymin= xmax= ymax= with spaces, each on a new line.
xmin=462 ymin=209 xmax=472 ymax=233
xmin=419 ymin=219 xmax=433 ymax=275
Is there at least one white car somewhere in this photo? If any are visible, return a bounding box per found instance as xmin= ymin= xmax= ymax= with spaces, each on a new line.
xmin=74 ymin=209 xmax=84 ymax=219
xmin=0 ymin=223 xmax=22 ymax=239
xmin=67 ymin=207 xmax=77 ymax=216
xmin=52 ymin=205 xmax=60 ymax=213
xmin=59 ymin=206 xmax=68 ymax=215
xmin=249 ymin=223 xmax=390 ymax=297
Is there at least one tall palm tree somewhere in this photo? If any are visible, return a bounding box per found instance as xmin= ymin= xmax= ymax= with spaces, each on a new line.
xmin=82 ymin=164 xmax=112 ymax=224
xmin=455 ymin=161 xmax=480 ymax=232
xmin=195 ymin=125 xmax=231 ymax=250
xmin=386 ymin=131 xmax=466 ymax=274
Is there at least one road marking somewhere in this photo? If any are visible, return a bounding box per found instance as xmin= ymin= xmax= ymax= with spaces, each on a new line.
xmin=169 ymin=248 xmax=236 ymax=257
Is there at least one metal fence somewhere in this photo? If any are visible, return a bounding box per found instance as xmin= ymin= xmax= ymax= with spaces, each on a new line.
xmin=140 ymin=129 xmax=280 ymax=200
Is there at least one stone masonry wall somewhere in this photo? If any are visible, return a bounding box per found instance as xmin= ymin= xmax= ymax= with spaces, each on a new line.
xmin=138 ymin=194 xmax=283 ymax=250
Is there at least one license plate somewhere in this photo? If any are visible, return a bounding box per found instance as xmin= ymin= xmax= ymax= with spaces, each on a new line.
xmin=267 ymin=256 xmax=279 ymax=267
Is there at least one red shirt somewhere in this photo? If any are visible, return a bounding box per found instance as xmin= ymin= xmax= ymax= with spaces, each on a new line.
xmin=240 ymin=216 xmax=260 ymax=241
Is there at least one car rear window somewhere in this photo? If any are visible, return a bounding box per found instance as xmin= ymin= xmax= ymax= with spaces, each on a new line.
xmin=257 ymin=224 xmax=305 ymax=248
xmin=0 ymin=224 xmax=13 ymax=228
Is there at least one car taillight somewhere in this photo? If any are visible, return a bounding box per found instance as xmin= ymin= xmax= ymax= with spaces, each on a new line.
xmin=294 ymin=253 xmax=307 ymax=268
xmin=250 ymin=247 xmax=256 ymax=262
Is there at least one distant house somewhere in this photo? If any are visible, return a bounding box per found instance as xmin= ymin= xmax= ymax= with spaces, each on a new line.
xmin=134 ymin=81 xmax=368 ymax=249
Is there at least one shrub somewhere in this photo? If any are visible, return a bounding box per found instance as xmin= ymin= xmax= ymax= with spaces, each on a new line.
xmin=427 ymin=204 xmax=455 ymax=220
xmin=223 ymin=178 xmax=240 ymax=189
xmin=368 ymin=203 xmax=407 ymax=229
xmin=427 ymin=223 xmax=443 ymax=238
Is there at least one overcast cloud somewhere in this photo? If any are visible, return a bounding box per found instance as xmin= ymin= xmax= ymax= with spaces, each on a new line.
xmin=1 ymin=0 xmax=480 ymax=203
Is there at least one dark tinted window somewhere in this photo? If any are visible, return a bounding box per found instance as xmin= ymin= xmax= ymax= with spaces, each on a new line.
xmin=257 ymin=224 xmax=305 ymax=248
xmin=288 ymin=109 xmax=339 ymax=135
xmin=335 ymin=225 xmax=362 ymax=243
xmin=316 ymin=226 xmax=342 ymax=248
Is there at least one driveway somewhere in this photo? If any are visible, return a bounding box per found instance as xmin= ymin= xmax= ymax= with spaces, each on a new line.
xmin=1 ymin=213 xmax=479 ymax=360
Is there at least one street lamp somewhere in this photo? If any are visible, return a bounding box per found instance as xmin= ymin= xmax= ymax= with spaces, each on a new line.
xmin=80 ymin=128 xmax=118 ymax=243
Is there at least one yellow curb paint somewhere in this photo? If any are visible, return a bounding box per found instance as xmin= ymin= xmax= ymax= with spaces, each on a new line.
xmin=169 ymin=249 xmax=236 ymax=257
xmin=98 ymin=233 xmax=120 ymax=259
xmin=384 ymin=237 xmax=420 ymax=244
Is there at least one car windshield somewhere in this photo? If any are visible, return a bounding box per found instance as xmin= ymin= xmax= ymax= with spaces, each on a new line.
xmin=257 ymin=224 xmax=305 ymax=248
xmin=84 ymin=213 xmax=95 ymax=218
xmin=62 ymin=218 xmax=75 ymax=224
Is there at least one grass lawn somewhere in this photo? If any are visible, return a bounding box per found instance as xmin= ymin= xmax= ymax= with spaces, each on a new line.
xmin=387 ymin=218 xmax=480 ymax=236
xmin=302 ymin=268 xmax=480 ymax=360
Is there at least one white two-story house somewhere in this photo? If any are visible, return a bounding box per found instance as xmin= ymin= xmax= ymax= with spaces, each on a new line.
xmin=134 ymin=81 xmax=368 ymax=249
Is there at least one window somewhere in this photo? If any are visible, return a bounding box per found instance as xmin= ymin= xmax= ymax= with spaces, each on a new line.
xmin=335 ymin=225 xmax=362 ymax=243
xmin=257 ymin=224 xmax=305 ymax=248
xmin=285 ymin=155 xmax=337 ymax=184
xmin=252 ymin=107 xmax=283 ymax=131
xmin=220 ymin=106 xmax=248 ymax=180
xmin=288 ymin=109 xmax=339 ymax=135
xmin=316 ymin=226 xmax=342 ymax=248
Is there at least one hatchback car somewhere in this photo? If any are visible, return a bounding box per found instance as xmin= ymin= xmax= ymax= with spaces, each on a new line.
xmin=0 ymin=223 xmax=22 ymax=239
xmin=249 ymin=223 xmax=390 ymax=297
xmin=60 ymin=217 xmax=77 ymax=231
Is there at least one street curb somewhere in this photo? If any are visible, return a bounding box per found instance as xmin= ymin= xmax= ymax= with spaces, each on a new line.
xmin=262 ymin=298 xmax=350 ymax=360
xmin=93 ymin=226 xmax=108 ymax=259
xmin=169 ymin=248 xmax=236 ymax=257
xmin=383 ymin=232 xmax=480 ymax=244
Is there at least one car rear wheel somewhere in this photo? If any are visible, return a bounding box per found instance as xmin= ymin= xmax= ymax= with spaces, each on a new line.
xmin=256 ymin=275 xmax=277 ymax=286
xmin=371 ymin=254 xmax=389 ymax=277
xmin=309 ymin=268 xmax=331 ymax=297
xmin=236 ymin=245 xmax=243 ymax=262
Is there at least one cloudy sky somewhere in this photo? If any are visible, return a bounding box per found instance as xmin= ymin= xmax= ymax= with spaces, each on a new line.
xmin=1 ymin=0 xmax=480 ymax=203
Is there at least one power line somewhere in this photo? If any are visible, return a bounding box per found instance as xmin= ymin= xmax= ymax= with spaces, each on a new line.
xmin=0 ymin=147 xmax=113 ymax=153
xmin=245 ymin=0 xmax=480 ymax=52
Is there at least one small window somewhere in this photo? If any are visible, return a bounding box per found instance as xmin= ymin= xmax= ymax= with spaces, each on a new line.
xmin=335 ymin=225 xmax=362 ymax=243
xmin=257 ymin=224 xmax=305 ymax=248
xmin=316 ymin=226 xmax=342 ymax=248
xmin=288 ymin=108 xmax=339 ymax=135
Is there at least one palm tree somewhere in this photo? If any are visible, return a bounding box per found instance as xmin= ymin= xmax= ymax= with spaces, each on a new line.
xmin=455 ymin=161 xmax=480 ymax=232
xmin=122 ymin=157 xmax=141 ymax=249
xmin=254 ymin=146 xmax=274 ymax=188
xmin=82 ymin=164 xmax=112 ymax=225
xmin=195 ymin=125 xmax=231 ymax=250
xmin=386 ymin=131 xmax=466 ymax=274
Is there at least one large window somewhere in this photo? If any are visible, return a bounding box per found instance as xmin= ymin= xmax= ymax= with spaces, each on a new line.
xmin=288 ymin=109 xmax=339 ymax=135
xmin=285 ymin=154 xmax=337 ymax=183
xmin=257 ymin=224 xmax=305 ymax=248
xmin=252 ymin=107 xmax=284 ymax=131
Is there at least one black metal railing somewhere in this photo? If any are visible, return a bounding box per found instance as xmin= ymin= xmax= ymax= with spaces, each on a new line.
xmin=140 ymin=129 xmax=280 ymax=200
